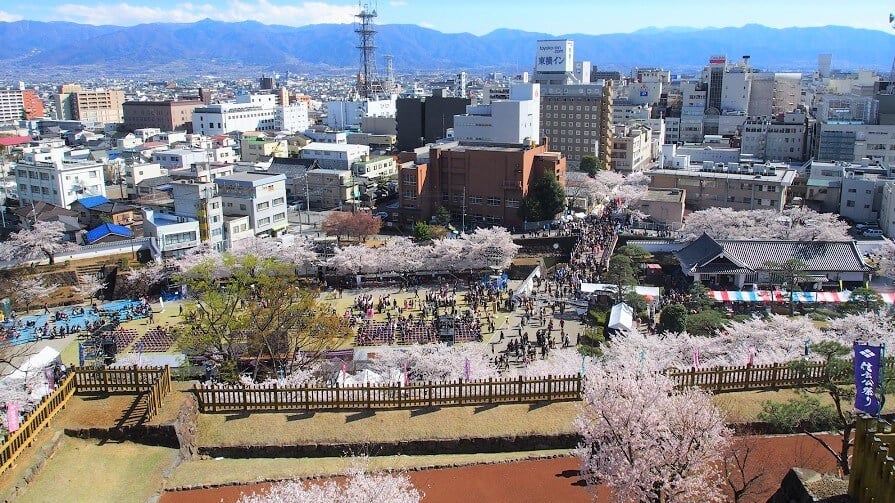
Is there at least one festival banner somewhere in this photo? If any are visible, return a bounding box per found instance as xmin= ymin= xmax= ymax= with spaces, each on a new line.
xmin=854 ymin=344 xmax=884 ymax=415
xmin=6 ymin=402 xmax=19 ymax=433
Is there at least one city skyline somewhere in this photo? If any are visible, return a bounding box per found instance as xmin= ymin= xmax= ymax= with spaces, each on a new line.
xmin=0 ymin=0 xmax=893 ymax=36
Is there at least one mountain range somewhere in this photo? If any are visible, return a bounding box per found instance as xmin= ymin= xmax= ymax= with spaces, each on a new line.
xmin=0 ymin=20 xmax=892 ymax=75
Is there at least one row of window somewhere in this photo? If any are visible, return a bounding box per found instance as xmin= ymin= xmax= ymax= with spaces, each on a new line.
xmin=544 ymin=105 xmax=599 ymax=111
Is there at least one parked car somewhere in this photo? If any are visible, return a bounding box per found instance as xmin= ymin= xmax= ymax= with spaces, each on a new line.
xmin=862 ymin=228 xmax=884 ymax=237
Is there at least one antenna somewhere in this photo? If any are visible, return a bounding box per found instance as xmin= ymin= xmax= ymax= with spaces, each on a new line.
xmin=384 ymin=54 xmax=396 ymax=94
xmin=355 ymin=2 xmax=382 ymax=99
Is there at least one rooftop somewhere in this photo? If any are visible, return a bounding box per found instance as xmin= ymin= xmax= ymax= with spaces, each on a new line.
xmin=215 ymin=171 xmax=286 ymax=185
xmin=640 ymin=188 xmax=686 ymax=203
xmin=85 ymin=223 xmax=133 ymax=244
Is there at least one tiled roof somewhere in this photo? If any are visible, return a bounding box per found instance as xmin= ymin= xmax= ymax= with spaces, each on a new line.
xmin=676 ymin=233 xmax=869 ymax=274
xmin=719 ymin=240 xmax=868 ymax=272
xmin=85 ymin=223 xmax=133 ymax=244
xmin=0 ymin=136 xmax=30 ymax=147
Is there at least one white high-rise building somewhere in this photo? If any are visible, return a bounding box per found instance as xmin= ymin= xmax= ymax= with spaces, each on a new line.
xmin=452 ymin=83 xmax=540 ymax=146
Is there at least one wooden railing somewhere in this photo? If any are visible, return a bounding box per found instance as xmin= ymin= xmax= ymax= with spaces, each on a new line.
xmin=193 ymin=374 xmax=583 ymax=413
xmin=192 ymin=360 xmax=895 ymax=413
xmin=849 ymin=416 xmax=895 ymax=503
xmin=0 ymin=373 xmax=76 ymax=473
xmin=72 ymin=366 xmax=172 ymax=420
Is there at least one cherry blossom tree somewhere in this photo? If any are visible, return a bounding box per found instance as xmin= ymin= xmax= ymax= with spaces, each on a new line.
xmin=575 ymin=366 xmax=731 ymax=503
xmin=825 ymin=312 xmax=895 ymax=347
xmin=15 ymin=276 xmax=59 ymax=312
xmin=509 ymin=347 xmax=588 ymax=378
xmin=0 ymin=221 xmax=77 ymax=265
xmin=74 ymin=274 xmax=106 ymax=301
xmin=236 ymin=462 xmax=421 ymax=503
xmin=461 ymin=227 xmax=520 ymax=271
xmin=612 ymin=171 xmax=651 ymax=206
xmin=677 ymin=207 xmax=851 ymax=241
xmin=370 ymin=343 xmax=499 ymax=383
xmin=230 ymin=235 xmax=318 ymax=274
xmin=864 ymin=241 xmax=895 ymax=278
xmin=121 ymin=261 xmax=169 ymax=298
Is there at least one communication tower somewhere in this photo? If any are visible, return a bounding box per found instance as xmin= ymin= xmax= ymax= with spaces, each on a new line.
xmin=355 ymin=3 xmax=383 ymax=98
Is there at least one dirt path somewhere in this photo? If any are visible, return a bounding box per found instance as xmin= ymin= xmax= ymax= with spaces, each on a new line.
xmin=159 ymin=434 xmax=840 ymax=503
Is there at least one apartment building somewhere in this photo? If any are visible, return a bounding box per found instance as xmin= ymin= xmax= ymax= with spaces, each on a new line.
xmin=15 ymin=147 xmax=106 ymax=208
xmin=0 ymin=89 xmax=44 ymax=124
xmin=55 ymin=84 xmax=125 ymax=124
xmin=171 ymin=180 xmax=225 ymax=251
xmin=648 ymin=163 xmax=797 ymax=211
xmin=214 ymin=172 xmax=288 ymax=236
xmin=610 ymin=124 xmax=653 ymax=173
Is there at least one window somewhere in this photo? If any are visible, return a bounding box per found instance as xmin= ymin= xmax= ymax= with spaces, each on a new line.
xmin=88 ymin=171 xmax=97 ymax=178
xmin=846 ymin=200 xmax=855 ymax=207
xmin=257 ymin=217 xmax=271 ymax=226
xmin=469 ymin=196 xmax=483 ymax=205
xmin=506 ymin=198 xmax=520 ymax=208
xmin=163 ymin=231 xmax=197 ymax=245
xmin=272 ymin=197 xmax=284 ymax=206
xmin=240 ymin=204 xmax=246 ymax=211
xmin=273 ymin=212 xmax=286 ymax=222
xmin=848 ymin=188 xmax=857 ymax=193
xmin=487 ymin=196 xmax=501 ymax=206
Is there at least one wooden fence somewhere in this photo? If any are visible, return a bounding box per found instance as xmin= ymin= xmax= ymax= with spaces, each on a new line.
xmin=72 ymin=366 xmax=172 ymax=420
xmin=0 ymin=373 xmax=76 ymax=473
xmin=848 ymin=416 xmax=895 ymax=503
xmin=193 ymin=374 xmax=583 ymax=413
xmin=192 ymin=359 xmax=895 ymax=413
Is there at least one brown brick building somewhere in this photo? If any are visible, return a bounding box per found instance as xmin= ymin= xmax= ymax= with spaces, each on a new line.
xmin=123 ymin=100 xmax=203 ymax=133
xmin=397 ymin=142 xmax=566 ymax=229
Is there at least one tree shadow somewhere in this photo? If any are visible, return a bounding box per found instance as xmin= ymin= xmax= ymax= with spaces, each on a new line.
xmin=224 ymin=412 xmax=251 ymax=421
xmin=286 ymin=411 xmax=315 ymax=421
xmin=556 ymin=469 xmax=580 ymax=478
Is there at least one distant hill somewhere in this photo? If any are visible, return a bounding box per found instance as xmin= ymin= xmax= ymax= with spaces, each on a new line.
xmin=0 ymin=20 xmax=890 ymax=74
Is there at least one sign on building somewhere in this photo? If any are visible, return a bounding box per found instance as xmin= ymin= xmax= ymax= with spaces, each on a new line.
xmin=535 ymin=40 xmax=574 ymax=73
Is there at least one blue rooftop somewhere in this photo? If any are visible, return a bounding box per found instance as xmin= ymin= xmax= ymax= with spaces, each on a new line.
xmin=85 ymin=223 xmax=134 ymax=244
xmin=76 ymin=195 xmax=111 ymax=209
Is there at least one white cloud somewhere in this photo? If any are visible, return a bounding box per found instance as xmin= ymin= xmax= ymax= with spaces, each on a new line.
xmin=52 ymin=1 xmax=357 ymax=27
xmin=389 ymin=1 xmax=407 ymax=7
xmin=0 ymin=10 xmax=24 ymax=22
xmin=419 ymin=21 xmax=435 ymax=29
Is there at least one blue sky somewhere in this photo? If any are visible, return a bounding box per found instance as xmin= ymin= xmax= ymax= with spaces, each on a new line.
xmin=0 ymin=0 xmax=892 ymax=35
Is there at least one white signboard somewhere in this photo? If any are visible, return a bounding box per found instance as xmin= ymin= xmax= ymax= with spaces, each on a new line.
xmin=536 ymin=40 xmax=574 ymax=73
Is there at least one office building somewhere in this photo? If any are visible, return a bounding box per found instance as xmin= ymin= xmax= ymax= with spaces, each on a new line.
xmin=453 ymin=83 xmax=540 ymax=146
xmin=123 ymin=100 xmax=203 ymax=132
xmin=395 ymin=90 xmax=470 ymax=151
xmin=648 ymin=162 xmax=797 ymax=211
xmin=740 ymin=110 xmax=811 ymax=162
xmin=301 ymin=142 xmax=370 ymax=170
xmin=397 ymin=142 xmax=566 ymax=228
xmin=539 ymin=82 xmax=613 ymax=166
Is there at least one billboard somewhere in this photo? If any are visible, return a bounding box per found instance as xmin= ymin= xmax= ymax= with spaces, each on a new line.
xmin=536 ymin=40 xmax=574 ymax=73
xmin=709 ymin=55 xmax=726 ymax=66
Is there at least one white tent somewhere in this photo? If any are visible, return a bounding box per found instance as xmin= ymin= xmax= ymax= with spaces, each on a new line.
xmin=7 ymin=346 xmax=60 ymax=382
xmin=608 ymin=303 xmax=634 ymax=332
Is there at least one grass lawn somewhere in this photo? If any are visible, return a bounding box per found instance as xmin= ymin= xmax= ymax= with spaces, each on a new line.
xmin=167 ymin=449 xmax=572 ymax=489
xmin=714 ymin=389 xmax=895 ymax=423
xmin=197 ymin=401 xmax=579 ymax=447
xmin=16 ymin=438 xmax=177 ymax=503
